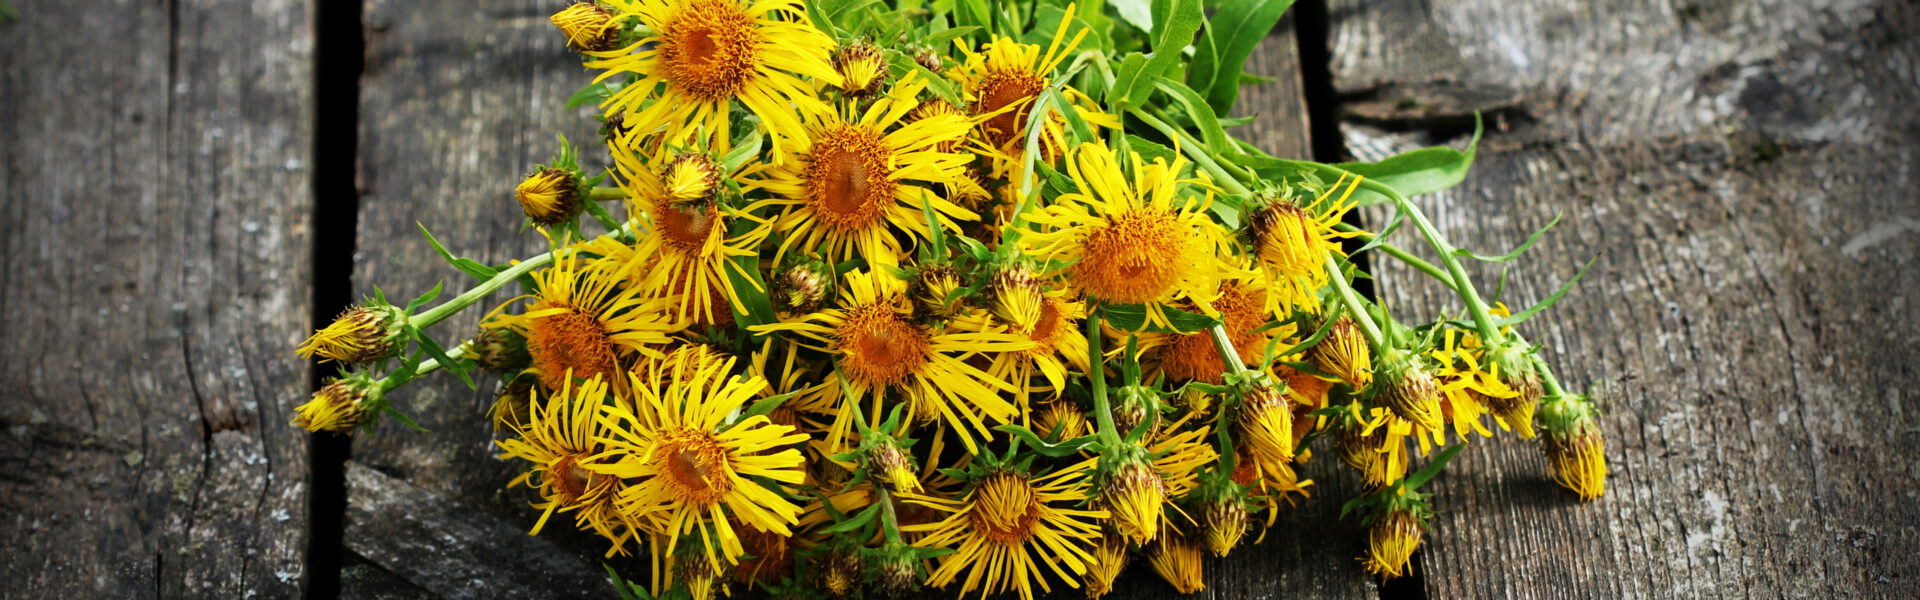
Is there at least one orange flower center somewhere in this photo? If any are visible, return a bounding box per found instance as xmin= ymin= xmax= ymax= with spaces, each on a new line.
xmin=652 ymin=200 xmax=719 ymax=252
xmin=1073 ymin=210 xmax=1194 ymax=303
xmin=832 ymin=303 xmax=930 ymax=387
xmin=660 ymin=0 xmax=761 ymax=101
xmin=1159 ymin=285 xmax=1265 ymax=383
xmin=974 ymin=69 xmax=1045 ymax=148
xmin=805 ymin=125 xmax=897 ymax=232
xmin=969 ymin=473 xmax=1044 ymax=546
xmin=550 ymin=455 xmax=595 ymax=505
xmin=527 ymin=305 xmax=620 ymax=390
xmin=653 ymin=429 xmax=734 ymax=504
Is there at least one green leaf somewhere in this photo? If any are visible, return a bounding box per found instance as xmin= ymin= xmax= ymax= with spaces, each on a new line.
xmin=416 ymin=223 xmax=499 ymax=281
xmin=995 ymin=425 xmax=1103 ymax=457
xmin=1152 ymin=77 xmax=1232 ymax=157
xmin=1052 ymin=93 xmax=1097 ymax=145
xmin=604 ymin=564 xmax=647 ymax=600
xmin=742 ymin=392 xmax=795 ymax=420
xmin=1124 ymin=134 xmax=1176 ymax=163
xmin=1115 ymin=0 xmax=1203 ymax=109
xmin=404 ymin=280 xmax=444 ymax=314
xmin=719 ymin=128 xmax=763 ymax=172
xmin=954 ymin=0 xmax=993 ymax=37
xmin=411 ymin=326 xmax=475 ymax=389
xmin=1402 ymin=442 xmax=1468 ymax=490
xmin=1335 ymin=116 xmax=1482 ymax=206
xmin=821 ymin=503 xmax=883 ymax=534
xmin=1188 ymin=0 xmax=1295 ymax=114
xmin=1339 ymin=493 xmax=1382 ymax=521
xmin=1106 ymin=52 xmax=1152 ymax=109
xmin=567 ymin=79 xmax=617 ymax=111
xmin=1454 ymin=213 xmax=1562 ymax=263
xmin=582 ymin=198 xmax=622 ymax=230
xmin=381 ymin=406 xmax=429 ymax=433
xmin=1492 ymin=255 xmax=1598 ymax=328
xmin=924 ymin=26 xmax=979 ymax=49
xmin=1110 ymin=0 xmax=1154 ymax=33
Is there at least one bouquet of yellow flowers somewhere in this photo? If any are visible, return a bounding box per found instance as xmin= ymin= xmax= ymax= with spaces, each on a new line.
xmin=296 ymin=0 xmax=1604 ymax=597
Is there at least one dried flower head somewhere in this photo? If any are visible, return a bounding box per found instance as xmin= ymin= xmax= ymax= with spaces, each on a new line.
xmin=1376 ymin=349 xmax=1445 ymax=431
xmin=1545 ymin=414 xmax=1606 ymax=501
xmin=1148 ymin=531 xmax=1206 ymax=594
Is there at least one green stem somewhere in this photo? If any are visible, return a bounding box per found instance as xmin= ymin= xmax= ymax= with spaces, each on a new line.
xmin=1334 ymin=223 xmax=1452 ymax=283
xmin=1145 ymin=106 xmax=1260 ymax=182
xmin=1129 ymin=109 xmax=1253 ymax=195
xmin=1323 ymin=254 xmax=1387 ymax=348
xmin=588 ymin=186 xmax=625 ymax=201
xmin=873 ymin=484 xmax=905 ymax=545
xmin=376 ymin=343 xmax=467 ymax=392
xmin=409 ymin=252 xmax=556 ymax=330
xmin=1370 ymin=179 xmax=1505 ymax=345
xmin=1207 ymin=325 xmax=1248 ymax=374
xmin=1087 ymin=306 xmax=1122 ymax=447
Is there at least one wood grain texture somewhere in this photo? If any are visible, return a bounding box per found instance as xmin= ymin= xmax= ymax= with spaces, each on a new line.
xmin=345 ymin=0 xmax=645 ymax=595
xmin=1329 ymin=0 xmax=1920 ymax=597
xmin=0 ymin=0 xmax=314 ymax=597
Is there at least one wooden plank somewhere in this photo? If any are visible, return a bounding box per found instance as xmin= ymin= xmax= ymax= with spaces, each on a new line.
xmin=0 ymin=0 xmax=314 ymax=597
xmin=347 ymin=0 xmax=641 ymax=592
xmin=1329 ymin=0 xmax=1920 ymax=596
xmin=344 ymin=1 xmax=1365 ymax=596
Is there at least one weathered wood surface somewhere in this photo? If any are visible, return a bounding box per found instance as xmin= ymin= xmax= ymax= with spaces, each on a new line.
xmin=1330 ymin=0 xmax=1920 ymax=597
xmin=0 ymin=0 xmax=314 ymax=598
xmin=345 ymin=0 xmax=652 ymax=596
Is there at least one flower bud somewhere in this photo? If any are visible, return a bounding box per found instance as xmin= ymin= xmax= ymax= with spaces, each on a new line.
xmin=1032 ymin=399 xmax=1088 ymax=441
xmin=1376 ymin=350 xmax=1444 ymax=431
xmin=662 ymin=152 xmax=724 ymax=206
xmin=293 ymin=373 xmax=380 ymax=432
xmin=819 ymin=549 xmax=863 ymax=598
xmin=1481 ymin=371 xmax=1542 ymax=439
xmin=1147 ymin=532 xmax=1205 ymax=594
xmin=1545 ymin=415 xmax=1606 ymax=501
xmin=1245 ymin=198 xmax=1332 ymax=285
xmin=487 ymin=378 xmax=534 ymax=433
xmin=1310 ymin=316 xmax=1372 ymax=388
xmin=911 ymin=45 xmax=943 ymax=73
xmin=1235 ymin=383 xmax=1295 ymax=467
xmin=909 ymin=264 xmax=966 ymax=321
xmin=832 ymin=43 xmax=888 ymax=98
xmin=864 ymin=438 xmax=920 ymax=493
xmin=675 ymin=549 xmax=721 ymax=600
xmin=298 ymin=304 xmax=407 ymax=364
xmin=1361 ymin=508 xmax=1424 ymax=579
xmin=987 ymin=265 xmax=1044 ymax=332
xmin=464 ymin=326 xmax=531 ymax=374
xmin=515 ymin=167 xmax=582 ymax=225
xmin=873 ymin=541 xmax=921 ymax=597
xmin=1201 ymin=496 xmax=1249 ymax=557
xmin=1112 ymin=385 xmax=1161 ymax=441
xmin=1101 ymin=455 xmax=1166 ymax=545
xmin=771 ymin=261 xmax=831 ymax=316
xmin=1084 ymin=531 xmax=1128 ymax=599
xmin=550 ymin=2 xmax=621 ymax=53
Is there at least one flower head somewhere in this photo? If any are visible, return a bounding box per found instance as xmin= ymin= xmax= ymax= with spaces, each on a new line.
xmin=298 ymin=303 xmax=406 ymax=364
xmin=486 ymin=239 xmax=678 ymax=392
xmin=551 ymin=2 xmax=623 ymax=52
xmin=1147 ymin=530 xmax=1205 ymax=594
xmin=1374 ymin=349 xmax=1444 ymax=431
xmin=1311 ymin=315 xmax=1372 ymax=388
xmin=1242 ymin=178 xmax=1361 ymax=311
xmin=496 ymin=373 xmax=638 ymax=555
xmin=1361 ymin=507 xmax=1423 ymax=579
xmin=904 ymin=465 xmax=1108 ymax=600
xmin=831 ymin=42 xmax=888 ymax=98
xmin=293 ymin=373 xmax=380 ymax=432
xmin=1543 ymin=404 xmax=1606 ymax=501
xmin=516 ymin=168 xmax=583 ymax=225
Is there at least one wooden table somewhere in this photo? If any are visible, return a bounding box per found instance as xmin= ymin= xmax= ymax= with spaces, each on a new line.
xmin=2 ymin=0 xmax=1915 ymax=597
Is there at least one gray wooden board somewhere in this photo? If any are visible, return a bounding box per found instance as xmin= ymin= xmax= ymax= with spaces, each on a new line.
xmin=343 ymin=3 xmax=1377 ymax=597
xmin=1331 ymin=0 xmax=1920 ymax=597
xmin=0 ymin=0 xmax=314 ymax=597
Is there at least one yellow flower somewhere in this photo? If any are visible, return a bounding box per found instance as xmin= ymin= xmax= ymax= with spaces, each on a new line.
xmin=752 ymin=270 xmax=1035 ymax=453
xmin=1361 ymin=508 xmax=1423 ymax=579
xmin=589 ymin=0 xmax=839 ymax=154
xmin=1546 ymin=417 xmax=1606 ymax=501
xmin=1235 ymin=383 xmax=1296 ymax=471
xmin=516 ymin=168 xmax=582 ymax=225
xmin=485 ymin=238 xmax=679 ymax=392
xmin=1020 ymin=142 xmax=1232 ymax=331
xmin=1147 ymin=529 xmax=1206 ymax=594
xmin=591 ymin=352 xmax=811 ymax=572
xmin=1032 ymin=397 xmax=1090 ymax=441
xmin=744 ymin=72 xmax=979 ymax=267
xmin=1103 ymin=428 xmax=1215 ymax=545
xmin=601 ymin=148 xmax=769 ymax=328
xmin=1375 ymin=349 xmax=1445 ymax=432
xmin=495 ymin=373 xmax=638 ymax=555
xmin=1310 ymin=315 xmax=1372 ymax=388
xmin=903 ymin=467 xmax=1108 ymax=600
xmin=949 ymin=8 xmax=1116 ymax=154
xmin=1242 ymin=176 xmax=1362 ymax=312
xmin=292 ymin=374 xmax=378 ymax=432
xmin=831 ymin=42 xmax=888 ymax=98
xmin=297 ymin=303 xmax=405 ymax=364
xmin=551 ymin=1 xmax=622 ymax=52
xmin=1336 ymin=407 xmax=1413 ymax=488
xmin=973 ymin=287 xmax=1090 ymax=415
xmin=1084 ymin=531 xmax=1129 ymax=599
